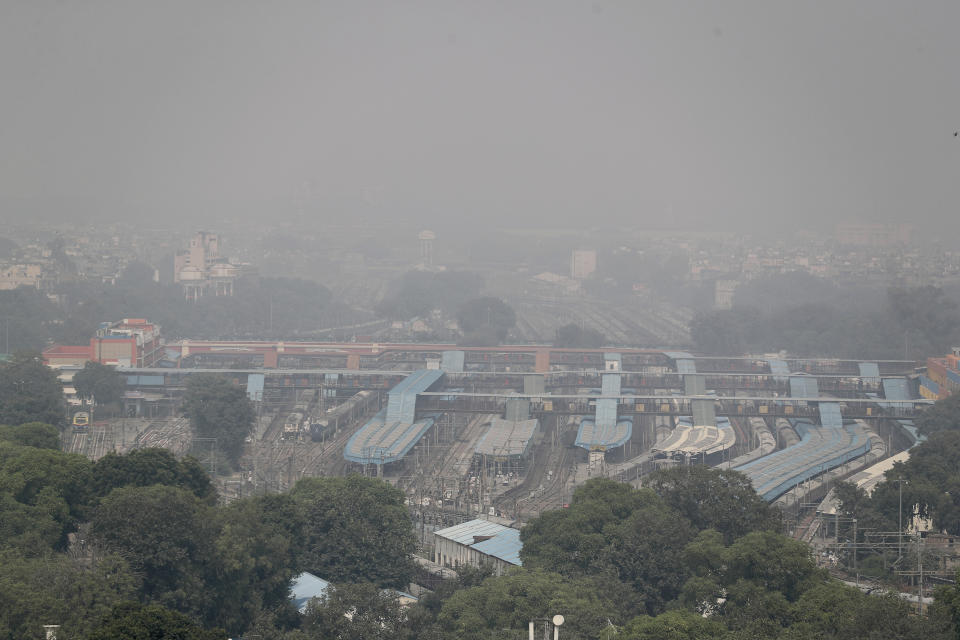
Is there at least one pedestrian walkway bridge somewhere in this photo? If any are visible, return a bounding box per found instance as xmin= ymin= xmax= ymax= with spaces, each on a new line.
xmin=574 ymin=372 xmax=632 ymax=451
xmin=344 ymin=369 xmax=444 ymax=466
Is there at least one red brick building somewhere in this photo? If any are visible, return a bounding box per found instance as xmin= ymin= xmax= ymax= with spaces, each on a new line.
xmin=43 ymin=319 xmax=163 ymax=369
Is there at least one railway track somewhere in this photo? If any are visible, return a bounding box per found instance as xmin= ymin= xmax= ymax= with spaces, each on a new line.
xmin=88 ymin=427 xmax=108 ymax=460
xmin=69 ymin=430 xmax=88 ymax=455
xmin=301 ymin=406 xmax=376 ymax=477
xmin=437 ymin=413 xmax=494 ymax=479
xmin=519 ymin=442 xmax=573 ymax=517
xmin=494 ymin=419 xmax=577 ymax=518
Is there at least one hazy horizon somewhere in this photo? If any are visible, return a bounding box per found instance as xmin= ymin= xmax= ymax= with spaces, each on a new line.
xmin=2 ymin=1 xmax=958 ymax=233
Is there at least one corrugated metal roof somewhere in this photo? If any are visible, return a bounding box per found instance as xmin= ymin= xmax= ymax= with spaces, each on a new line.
xmin=343 ymin=410 xmax=437 ymax=464
xmin=290 ymin=572 xmax=331 ymax=612
xmin=434 ymin=519 xmax=512 ymax=545
xmin=474 ymin=418 xmax=538 ymax=456
xmin=471 ymin=528 xmax=522 ymax=565
xmin=433 ymin=519 xmax=522 ymax=566
xmin=735 ymin=417 xmax=872 ymax=501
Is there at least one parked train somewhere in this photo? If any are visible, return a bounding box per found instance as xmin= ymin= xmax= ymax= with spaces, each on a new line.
xmin=72 ymin=411 xmax=90 ymax=430
xmin=309 ymin=390 xmax=378 ymax=442
xmin=281 ymin=389 xmax=320 ymax=440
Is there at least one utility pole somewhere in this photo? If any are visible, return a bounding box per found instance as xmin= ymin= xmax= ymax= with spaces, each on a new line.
xmin=917 ymin=529 xmax=924 ymax=615
xmin=853 ymin=518 xmax=859 ymax=581
xmin=895 ymin=477 xmax=908 ymax=559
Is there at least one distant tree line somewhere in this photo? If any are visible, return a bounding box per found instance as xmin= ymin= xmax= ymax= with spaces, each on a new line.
xmin=0 ymin=263 xmax=359 ymax=352
xmin=691 ymin=273 xmax=960 ymax=359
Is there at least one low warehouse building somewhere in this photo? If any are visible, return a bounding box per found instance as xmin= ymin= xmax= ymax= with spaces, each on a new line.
xmin=432 ymin=519 xmax=522 ymax=576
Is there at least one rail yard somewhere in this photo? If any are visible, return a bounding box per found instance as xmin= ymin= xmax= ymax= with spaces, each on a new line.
xmin=73 ymin=342 xmax=928 ymax=532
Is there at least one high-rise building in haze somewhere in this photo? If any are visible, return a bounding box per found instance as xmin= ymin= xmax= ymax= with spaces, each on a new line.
xmin=570 ymin=249 xmax=597 ymax=280
xmin=419 ymin=230 xmax=436 ymax=269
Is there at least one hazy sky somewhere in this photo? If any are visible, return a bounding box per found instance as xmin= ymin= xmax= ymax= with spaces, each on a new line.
xmin=1 ymin=1 xmax=957 ymax=232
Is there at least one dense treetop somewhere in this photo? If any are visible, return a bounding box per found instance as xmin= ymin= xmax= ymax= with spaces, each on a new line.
xmin=181 ymin=373 xmax=255 ymax=466
xmin=0 ymin=353 xmax=65 ymax=427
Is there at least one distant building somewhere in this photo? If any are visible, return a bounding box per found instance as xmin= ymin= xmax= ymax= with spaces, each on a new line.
xmin=43 ymin=318 xmax=163 ymax=369
xmin=570 ymin=249 xmax=597 ymax=280
xmin=418 ymin=230 xmax=436 ymax=269
xmin=0 ymin=263 xmax=44 ymax=290
xmin=714 ymin=279 xmax=739 ymax=310
xmin=835 ymin=223 xmax=912 ymax=247
xmin=433 ymin=519 xmax=522 ymax=576
xmin=174 ymin=231 xmax=241 ymax=300
xmin=923 ymin=348 xmax=960 ymax=399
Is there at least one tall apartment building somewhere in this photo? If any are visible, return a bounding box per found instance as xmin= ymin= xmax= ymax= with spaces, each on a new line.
xmin=570 ymin=249 xmax=597 ymax=280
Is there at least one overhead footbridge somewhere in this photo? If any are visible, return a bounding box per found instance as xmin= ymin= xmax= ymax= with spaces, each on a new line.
xmin=575 ymin=371 xmax=632 ymax=451
xmin=344 ymin=369 xmax=445 ymax=467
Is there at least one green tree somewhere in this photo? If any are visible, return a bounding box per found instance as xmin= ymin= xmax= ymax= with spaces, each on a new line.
xmin=91 ymin=449 xmax=215 ymax=502
xmin=520 ymin=478 xmax=694 ymax=615
xmin=555 ymin=324 xmax=606 ymax=348
xmin=645 ymin=465 xmax=781 ymax=543
xmin=618 ymin=610 xmax=728 ymax=640
xmin=783 ymin=580 xmax=950 ymax=640
xmin=869 ymin=431 xmax=960 ymax=535
xmin=0 ymin=442 xmax=93 ymax=552
xmin=887 ymin=286 xmax=960 ymax=359
xmin=0 ymin=288 xmax=61 ymax=353
xmin=917 ymin=391 xmax=960 ymax=437
xmin=0 ymin=552 xmax=138 ymax=640
xmin=376 ymin=271 xmax=483 ymax=320
xmin=456 ymin=297 xmax=515 ymax=343
xmin=0 ymin=422 xmax=59 ymax=449
xmin=86 ymin=602 xmax=225 ymax=640
xmin=931 ymin=569 xmax=960 ymax=640
xmin=301 ymin=582 xmax=407 ymax=640
xmin=290 ymin=476 xmax=416 ymax=589
xmin=435 ymin=569 xmax=618 ymax=640
xmin=181 ymin=373 xmax=254 ymax=466
xmin=90 ymin=485 xmax=221 ymax=621
xmin=212 ymin=495 xmax=303 ymax=633
xmin=73 ymin=361 xmax=126 ymax=407
xmin=679 ymin=529 xmax=824 ymax=631
xmin=690 ymin=308 xmax=754 ymax=356
xmin=0 ymin=353 xmax=65 ymax=427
